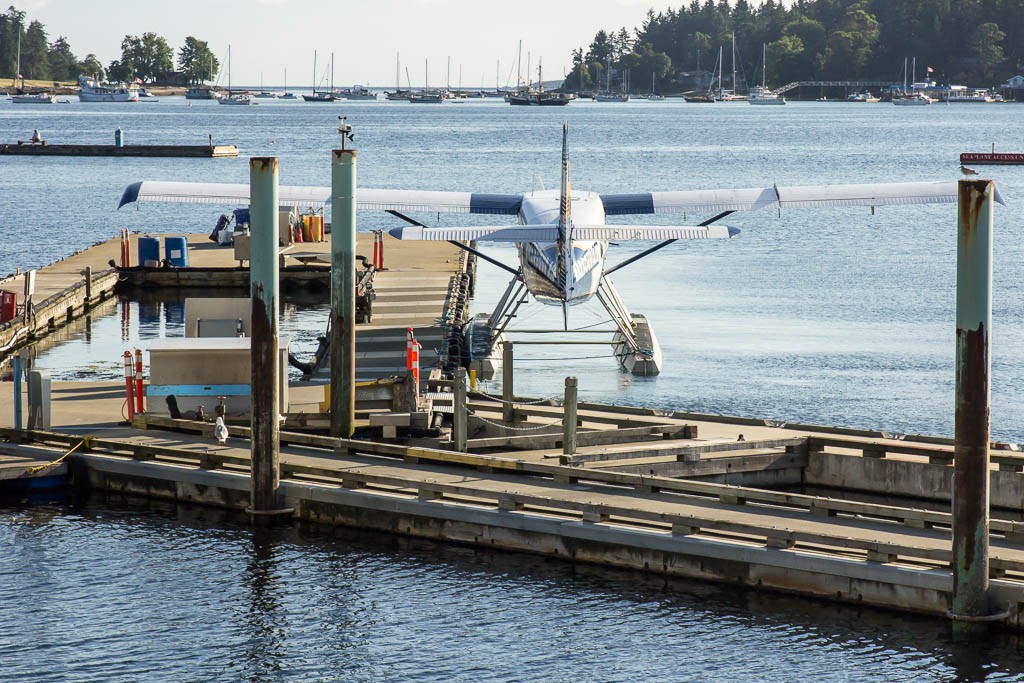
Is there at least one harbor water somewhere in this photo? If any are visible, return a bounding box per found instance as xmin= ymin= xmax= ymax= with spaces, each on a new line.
xmin=4 ymin=97 xmax=1024 ymax=680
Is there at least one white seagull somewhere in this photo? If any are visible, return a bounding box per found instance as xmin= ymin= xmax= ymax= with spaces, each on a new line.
xmin=960 ymin=164 xmax=980 ymax=176
xmin=214 ymin=416 xmax=229 ymax=444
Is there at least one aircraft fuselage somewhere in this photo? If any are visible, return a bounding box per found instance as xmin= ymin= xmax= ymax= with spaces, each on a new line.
xmin=516 ymin=190 xmax=607 ymax=306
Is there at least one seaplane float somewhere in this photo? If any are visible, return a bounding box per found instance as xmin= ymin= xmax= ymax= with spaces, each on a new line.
xmin=118 ymin=124 xmax=993 ymax=377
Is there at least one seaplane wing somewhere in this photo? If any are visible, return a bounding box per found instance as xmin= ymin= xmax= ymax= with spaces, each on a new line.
xmin=388 ymin=224 xmax=739 ymax=242
xmin=118 ymin=181 xmax=524 ymax=215
xmin=600 ymin=181 xmax=1005 ymax=215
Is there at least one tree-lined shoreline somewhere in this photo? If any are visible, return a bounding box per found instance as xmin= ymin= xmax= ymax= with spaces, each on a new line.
xmin=0 ymin=5 xmax=217 ymax=86
xmin=566 ymin=1 xmax=1023 ymax=94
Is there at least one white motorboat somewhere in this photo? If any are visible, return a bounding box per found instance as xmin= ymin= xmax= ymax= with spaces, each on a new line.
xmin=77 ymin=74 xmax=140 ymax=102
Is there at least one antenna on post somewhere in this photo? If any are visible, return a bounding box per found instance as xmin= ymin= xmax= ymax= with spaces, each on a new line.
xmin=337 ymin=116 xmax=354 ymax=150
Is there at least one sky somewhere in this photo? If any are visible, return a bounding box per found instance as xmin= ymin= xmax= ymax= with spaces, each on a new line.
xmin=11 ymin=0 xmax=703 ymax=88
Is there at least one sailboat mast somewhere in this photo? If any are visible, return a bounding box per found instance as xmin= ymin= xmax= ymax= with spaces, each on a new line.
xmin=312 ymin=50 xmax=317 ymax=94
xmin=395 ymin=53 xmax=400 ymax=91
xmin=762 ymin=43 xmax=766 ymax=89
xmin=516 ymin=40 xmax=522 ymax=90
xmin=732 ymin=32 xmax=737 ymax=97
xmin=718 ymin=46 xmax=723 ymax=98
xmin=330 ymin=52 xmax=334 ymax=92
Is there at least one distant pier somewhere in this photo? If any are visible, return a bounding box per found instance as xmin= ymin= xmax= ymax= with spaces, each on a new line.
xmin=0 ymin=143 xmax=239 ymax=157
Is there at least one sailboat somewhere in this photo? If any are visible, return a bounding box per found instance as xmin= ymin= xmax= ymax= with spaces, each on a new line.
xmin=280 ymin=69 xmax=297 ymax=99
xmin=719 ymin=34 xmax=746 ymax=101
xmin=408 ymin=59 xmax=445 ymax=103
xmin=595 ymin=55 xmax=629 ymax=102
xmin=386 ymin=53 xmax=411 ymax=100
xmin=748 ymin=43 xmax=785 ymax=105
xmin=253 ymin=72 xmax=277 ymax=99
xmin=303 ymin=51 xmax=336 ymax=102
xmin=218 ymin=46 xmax=253 ymax=105
xmin=893 ymin=57 xmax=932 ymax=105
xmin=684 ymin=47 xmax=719 ymax=103
xmin=508 ymin=59 xmax=571 ymax=106
xmin=647 ymin=71 xmax=664 ymax=100
xmin=11 ymin=31 xmax=55 ymax=104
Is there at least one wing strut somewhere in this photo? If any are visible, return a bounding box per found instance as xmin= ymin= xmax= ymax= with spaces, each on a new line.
xmin=603 ymin=210 xmax=734 ymax=276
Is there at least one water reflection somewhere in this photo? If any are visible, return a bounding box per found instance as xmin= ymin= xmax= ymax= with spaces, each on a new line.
xmin=5 ymin=493 xmax=1024 ymax=681
xmin=242 ymin=527 xmax=287 ymax=682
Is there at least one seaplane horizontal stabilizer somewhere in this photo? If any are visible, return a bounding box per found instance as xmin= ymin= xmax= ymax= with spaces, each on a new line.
xmin=389 ymin=224 xmax=738 ymax=242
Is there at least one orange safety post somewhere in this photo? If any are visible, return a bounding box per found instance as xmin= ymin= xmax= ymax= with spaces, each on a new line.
xmin=406 ymin=327 xmax=420 ymax=398
xmin=134 ymin=348 xmax=145 ymax=414
xmin=377 ymin=229 xmax=385 ymax=269
xmin=372 ymin=232 xmax=380 ymax=269
xmin=123 ymin=351 xmax=135 ymax=422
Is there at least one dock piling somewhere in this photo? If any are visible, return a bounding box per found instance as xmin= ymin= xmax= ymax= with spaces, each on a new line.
xmin=502 ymin=341 xmax=514 ymax=423
xmin=12 ymin=354 xmax=22 ymax=430
xmin=248 ymin=156 xmax=286 ymax=516
xmin=951 ymin=178 xmax=995 ymax=632
xmin=453 ymin=367 xmax=467 ymax=452
xmin=563 ymin=377 xmax=578 ymax=456
xmin=330 ymin=148 xmax=357 ymax=438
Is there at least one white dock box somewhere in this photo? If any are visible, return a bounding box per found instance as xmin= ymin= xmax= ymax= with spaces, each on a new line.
xmin=146 ymin=336 xmax=290 ymax=418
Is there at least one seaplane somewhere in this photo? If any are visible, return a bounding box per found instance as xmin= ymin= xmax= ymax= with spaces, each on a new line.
xmin=118 ymin=123 xmax=995 ymax=376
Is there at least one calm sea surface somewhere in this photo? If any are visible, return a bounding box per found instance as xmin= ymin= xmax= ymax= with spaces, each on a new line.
xmin=3 ymin=97 xmax=1024 ymax=680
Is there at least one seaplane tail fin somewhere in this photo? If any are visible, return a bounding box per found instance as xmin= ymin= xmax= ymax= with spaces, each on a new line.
xmin=557 ymin=122 xmax=570 ymax=293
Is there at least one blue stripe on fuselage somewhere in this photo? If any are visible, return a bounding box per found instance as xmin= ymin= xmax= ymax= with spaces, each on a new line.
xmin=600 ymin=193 xmax=655 ymax=215
xmin=469 ymin=194 xmax=524 ymax=215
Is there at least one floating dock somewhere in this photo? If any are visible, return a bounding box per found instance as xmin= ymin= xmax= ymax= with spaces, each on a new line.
xmin=1 ymin=221 xmax=1022 ymax=630
xmin=0 ymin=143 xmax=239 ymax=157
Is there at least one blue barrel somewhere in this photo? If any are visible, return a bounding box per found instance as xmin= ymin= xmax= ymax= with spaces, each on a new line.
xmin=137 ymin=236 xmax=160 ymax=267
xmin=233 ymin=207 xmax=250 ymax=226
xmin=164 ymin=236 xmax=189 ymax=268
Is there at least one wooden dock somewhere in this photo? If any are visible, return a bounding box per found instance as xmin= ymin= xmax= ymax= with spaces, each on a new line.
xmin=1 ymin=143 xmax=239 ymax=157
xmin=4 ymin=411 xmax=1024 ymax=628
xmin=3 ymin=224 xmax=1023 ymax=629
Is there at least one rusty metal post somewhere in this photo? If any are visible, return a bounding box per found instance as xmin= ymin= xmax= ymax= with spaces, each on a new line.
xmin=951 ymin=179 xmax=994 ymax=631
xmin=330 ymin=148 xmax=356 ymax=438
xmin=453 ymin=366 xmax=467 ymax=452
xmin=563 ymin=376 xmax=578 ymax=456
xmin=84 ymin=265 xmax=92 ymax=306
xmin=502 ymin=341 xmax=514 ymax=423
xmin=248 ymin=157 xmax=286 ymax=516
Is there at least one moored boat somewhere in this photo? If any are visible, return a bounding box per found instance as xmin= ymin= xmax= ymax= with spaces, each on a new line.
xmin=185 ymin=86 xmax=220 ymax=100
xmin=11 ymin=91 xmax=56 ymax=104
xmin=335 ymin=86 xmax=376 ymax=100
xmin=77 ymin=74 xmax=140 ymax=102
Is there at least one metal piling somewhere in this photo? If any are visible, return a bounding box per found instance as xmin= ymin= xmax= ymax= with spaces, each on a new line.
xmin=248 ymin=157 xmax=285 ymax=515
xmin=951 ymin=178 xmax=995 ymax=632
xmin=330 ymin=149 xmax=357 ymax=438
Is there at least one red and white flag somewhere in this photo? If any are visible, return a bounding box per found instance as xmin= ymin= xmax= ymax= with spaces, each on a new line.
xmin=926 ymin=66 xmax=934 ymax=73
xmin=17 ymin=73 xmax=23 ymax=79
xmin=134 ymin=77 xmax=143 ymax=84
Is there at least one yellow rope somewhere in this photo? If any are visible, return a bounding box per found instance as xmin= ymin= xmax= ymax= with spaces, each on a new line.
xmin=27 ymin=439 xmax=86 ymax=474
